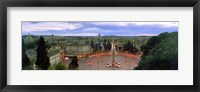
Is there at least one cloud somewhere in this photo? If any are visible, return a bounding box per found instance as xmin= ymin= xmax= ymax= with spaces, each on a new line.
xmin=83 ymin=27 xmax=100 ymax=31
xmin=133 ymin=34 xmax=158 ymax=36
xmin=91 ymin=22 xmax=178 ymax=28
xmin=22 ymin=22 xmax=82 ymax=32
xmin=92 ymin=22 xmax=129 ymax=26
xmin=133 ymin=22 xmax=178 ymax=28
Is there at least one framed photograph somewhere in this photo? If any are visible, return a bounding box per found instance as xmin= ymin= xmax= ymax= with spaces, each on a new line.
xmin=1 ymin=0 xmax=199 ymax=92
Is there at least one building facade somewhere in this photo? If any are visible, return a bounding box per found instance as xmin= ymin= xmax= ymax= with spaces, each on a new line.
xmin=65 ymin=44 xmax=92 ymax=57
xmin=48 ymin=48 xmax=60 ymax=66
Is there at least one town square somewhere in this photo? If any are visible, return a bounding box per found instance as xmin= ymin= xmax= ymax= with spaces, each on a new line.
xmin=22 ymin=22 xmax=178 ymax=70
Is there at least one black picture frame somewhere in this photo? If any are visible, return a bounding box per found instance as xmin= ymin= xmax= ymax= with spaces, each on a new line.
xmin=0 ymin=0 xmax=200 ymax=92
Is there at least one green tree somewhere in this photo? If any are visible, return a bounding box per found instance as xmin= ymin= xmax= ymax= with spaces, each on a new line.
xmin=22 ymin=38 xmax=30 ymax=69
xmin=45 ymin=40 xmax=52 ymax=49
xmin=123 ymin=40 xmax=136 ymax=53
xmin=25 ymin=38 xmax=39 ymax=49
xmin=103 ymin=39 xmax=107 ymax=50
xmin=69 ymin=56 xmax=79 ymax=69
xmin=55 ymin=63 xmax=66 ymax=70
xmin=90 ymin=40 xmax=94 ymax=50
xmin=35 ymin=36 xmax=50 ymax=70
xmin=135 ymin=32 xmax=178 ymax=70
xmin=106 ymin=40 xmax=112 ymax=51
xmin=133 ymin=45 xmax=138 ymax=53
xmin=141 ymin=32 xmax=168 ymax=55
xmin=98 ymin=41 xmax=102 ymax=50
xmin=94 ymin=43 xmax=99 ymax=51
xmin=48 ymin=63 xmax=66 ymax=70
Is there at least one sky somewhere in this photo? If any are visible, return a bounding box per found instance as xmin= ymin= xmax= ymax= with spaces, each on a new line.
xmin=22 ymin=22 xmax=178 ymax=36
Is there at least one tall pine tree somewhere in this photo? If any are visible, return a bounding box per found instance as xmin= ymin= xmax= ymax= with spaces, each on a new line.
xmin=103 ymin=39 xmax=107 ymax=50
xmin=106 ymin=40 xmax=112 ymax=51
xmin=35 ymin=36 xmax=50 ymax=70
xmin=90 ymin=40 xmax=94 ymax=50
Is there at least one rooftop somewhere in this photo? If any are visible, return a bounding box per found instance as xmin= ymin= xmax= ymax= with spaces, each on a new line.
xmin=48 ymin=49 xmax=60 ymax=57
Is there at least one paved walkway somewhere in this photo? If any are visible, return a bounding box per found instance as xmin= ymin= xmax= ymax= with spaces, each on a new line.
xmin=63 ymin=52 xmax=141 ymax=70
